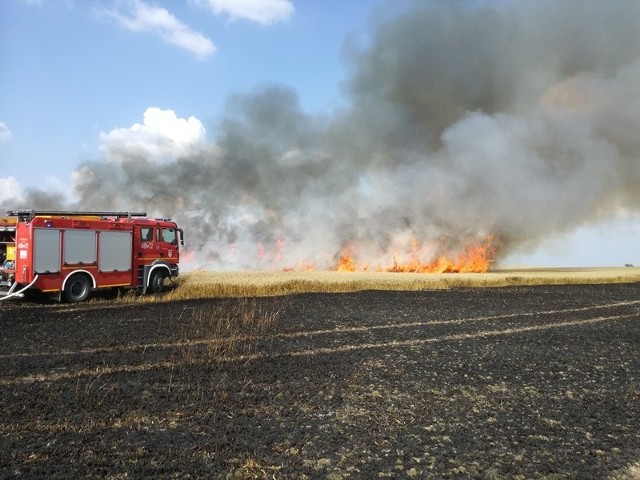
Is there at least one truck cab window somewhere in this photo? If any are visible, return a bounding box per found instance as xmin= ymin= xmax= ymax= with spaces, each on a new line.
xmin=141 ymin=227 xmax=153 ymax=241
xmin=161 ymin=228 xmax=176 ymax=245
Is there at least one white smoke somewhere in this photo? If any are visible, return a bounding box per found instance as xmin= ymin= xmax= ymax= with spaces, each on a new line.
xmin=7 ymin=0 xmax=640 ymax=270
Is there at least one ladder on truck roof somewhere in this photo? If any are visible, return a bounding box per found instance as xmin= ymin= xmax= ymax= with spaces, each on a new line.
xmin=7 ymin=210 xmax=148 ymax=221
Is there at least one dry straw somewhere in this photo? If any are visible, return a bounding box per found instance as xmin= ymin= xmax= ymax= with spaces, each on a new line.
xmin=154 ymin=267 xmax=640 ymax=301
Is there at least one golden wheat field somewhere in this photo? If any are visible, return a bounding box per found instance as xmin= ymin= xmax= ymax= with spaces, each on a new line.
xmin=160 ymin=266 xmax=640 ymax=300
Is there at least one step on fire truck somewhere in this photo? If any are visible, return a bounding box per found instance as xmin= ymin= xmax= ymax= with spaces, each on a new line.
xmin=0 ymin=210 xmax=183 ymax=302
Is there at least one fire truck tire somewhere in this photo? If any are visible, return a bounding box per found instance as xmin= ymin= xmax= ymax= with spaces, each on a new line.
xmin=148 ymin=269 xmax=167 ymax=294
xmin=64 ymin=274 xmax=92 ymax=303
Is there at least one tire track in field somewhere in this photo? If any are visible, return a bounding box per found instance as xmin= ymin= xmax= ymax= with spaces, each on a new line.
xmin=281 ymin=312 xmax=640 ymax=358
xmin=1 ymin=309 xmax=638 ymax=386
xmin=2 ymin=299 xmax=639 ymax=361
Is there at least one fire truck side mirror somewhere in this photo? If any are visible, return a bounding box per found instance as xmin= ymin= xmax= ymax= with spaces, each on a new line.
xmin=178 ymin=228 xmax=184 ymax=247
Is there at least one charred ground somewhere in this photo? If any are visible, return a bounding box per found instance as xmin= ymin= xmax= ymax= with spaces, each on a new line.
xmin=1 ymin=284 xmax=640 ymax=479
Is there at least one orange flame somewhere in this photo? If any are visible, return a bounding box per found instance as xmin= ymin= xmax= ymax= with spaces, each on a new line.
xmin=334 ymin=236 xmax=495 ymax=273
xmin=388 ymin=244 xmax=493 ymax=273
xmin=336 ymin=247 xmax=357 ymax=272
xmin=263 ymin=235 xmax=495 ymax=273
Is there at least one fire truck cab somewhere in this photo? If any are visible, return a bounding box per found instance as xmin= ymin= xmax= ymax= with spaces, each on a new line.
xmin=0 ymin=210 xmax=183 ymax=302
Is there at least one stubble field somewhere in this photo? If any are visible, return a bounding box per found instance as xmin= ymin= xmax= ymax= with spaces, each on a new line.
xmin=1 ymin=270 xmax=640 ymax=478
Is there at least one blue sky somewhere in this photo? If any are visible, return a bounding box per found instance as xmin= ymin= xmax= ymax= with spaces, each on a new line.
xmin=2 ymin=0 xmax=640 ymax=269
xmin=1 ymin=0 xmax=384 ymax=187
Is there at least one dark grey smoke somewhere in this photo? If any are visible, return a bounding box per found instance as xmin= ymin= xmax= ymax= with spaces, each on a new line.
xmin=6 ymin=0 xmax=640 ymax=269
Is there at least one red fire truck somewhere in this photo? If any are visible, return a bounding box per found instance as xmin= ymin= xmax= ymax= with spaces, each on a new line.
xmin=0 ymin=210 xmax=183 ymax=302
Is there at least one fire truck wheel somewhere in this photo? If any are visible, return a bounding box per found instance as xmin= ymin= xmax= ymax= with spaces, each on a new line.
xmin=148 ymin=269 xmax=167 ymax=294
xmin=64 ymin=274 xmax=92 ymax=303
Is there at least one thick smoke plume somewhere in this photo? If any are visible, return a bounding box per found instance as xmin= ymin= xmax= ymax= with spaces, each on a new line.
xmin=6 ymin=0 xmax=640 ymax=270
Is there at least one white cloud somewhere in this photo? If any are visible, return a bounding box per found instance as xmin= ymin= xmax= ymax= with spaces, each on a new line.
xmin=0 ymin=123 xmax=13 ymax=142
xmin=195 ymin=0 xmax=294 ymax=25
xmin=0 ymin=177 xmax=23 ymax=204
xmin=99 ymin=107 xmax=216 ymax=164
xmin=105 ymin=0 xmax=216 ymax=59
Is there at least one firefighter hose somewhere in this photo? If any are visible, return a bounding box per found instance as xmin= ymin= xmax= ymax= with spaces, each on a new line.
xmin=0 ymin=274 xmax=39 ymax=301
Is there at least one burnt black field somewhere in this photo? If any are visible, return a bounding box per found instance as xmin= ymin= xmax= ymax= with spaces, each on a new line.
xmin=1 ymin=284 xmax=640 ymax=478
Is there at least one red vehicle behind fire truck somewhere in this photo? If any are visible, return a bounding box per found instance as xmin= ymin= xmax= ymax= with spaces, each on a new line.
xmin=0 ymin=210 xmax=183 ymax=302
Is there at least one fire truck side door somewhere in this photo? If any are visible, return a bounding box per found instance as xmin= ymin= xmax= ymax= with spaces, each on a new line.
xmin=138 ymin=227 xmax=155 ymax=256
